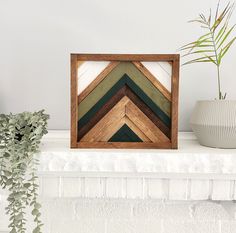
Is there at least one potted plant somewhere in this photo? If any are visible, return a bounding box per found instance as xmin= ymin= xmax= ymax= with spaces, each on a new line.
xmin=0 ymin=110 xmax=49 ymax=233
xmin=181 ymin=2 xmax=236 ymax=148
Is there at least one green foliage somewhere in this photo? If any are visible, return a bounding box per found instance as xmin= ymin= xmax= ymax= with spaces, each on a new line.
xmin=180 ymin=1 xmax=236 ymax=100
xmin=0 ymin=110 xmax=49 ymax=233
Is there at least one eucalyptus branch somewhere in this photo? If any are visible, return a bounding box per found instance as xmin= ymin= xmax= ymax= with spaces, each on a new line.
xmin=0 ymin=110 xmax=49 ymax=233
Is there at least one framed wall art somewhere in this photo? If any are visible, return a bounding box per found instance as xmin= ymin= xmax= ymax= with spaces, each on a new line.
xmin=71 ymin=54 xmax=179 ymax=149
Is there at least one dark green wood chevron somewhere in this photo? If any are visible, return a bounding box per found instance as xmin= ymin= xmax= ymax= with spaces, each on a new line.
xmin=78 ymin=74 xmax=171 ymax=129
xmin=108 ymin=124 xmax=143 ymax=142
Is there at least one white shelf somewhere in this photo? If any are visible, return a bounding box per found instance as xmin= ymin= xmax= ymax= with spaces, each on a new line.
xmin=34 ymin=131 xmax=236 ymax=200
xmin=39 ymin=131 xmax=236 ymax=175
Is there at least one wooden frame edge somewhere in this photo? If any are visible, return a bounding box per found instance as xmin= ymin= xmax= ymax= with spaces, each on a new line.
xmin=74 ymin=54 xmax=178 ymax=61
xmin=71 ymin=54 xmax=78 ymax=148
xmin=71 ymin=54 xmax=180 ymax=149
xmin=76 ymin=142 xmax=172 ymax=149
xmin=171 ymin=54 xmax=180 ymax=149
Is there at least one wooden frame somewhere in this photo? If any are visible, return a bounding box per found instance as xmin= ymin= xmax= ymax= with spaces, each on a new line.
xmin=71 ymin=54 xmax=180 ymax=149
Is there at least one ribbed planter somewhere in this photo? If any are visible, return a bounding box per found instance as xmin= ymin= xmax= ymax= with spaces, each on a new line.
xmin=190 ymin=100 xmax=236 ymax=148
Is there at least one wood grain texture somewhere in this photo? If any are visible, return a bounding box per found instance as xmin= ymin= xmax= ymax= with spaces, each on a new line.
xmin=76 ymin=141 xmax=172 ymax=149
xmin=125 ymin=101 xmax=170 ymax=143
xmin=75 ymin=54 xmax=179 ymax=61
xmin=78 ymin=61 xmax=119 ymax=102
xmin=78 ymin=62 xmax=171 ymax=120
xmin=77 ymin=61 xmax=110 ymax=95
xmin=70 ymin=54 xmax=78 ymax=148
xmin=141 ymin=62 xmax=172 ymax=92
xmin=78 ymin=85 xmax=170 ymax=141
xmin=71 ymin=54 xmax=180 ymax=149
xmin=80 ymin=97 xmax=129 ymax=142
xmin=171 ymin=55 xmax=180 ymax=149
xmin=125 ymin=87 xmax=171 ymax=138
xmin=108 ymin=124 xmax=143 ymax=142
xmin=77 ymin=61 xmax=84 ymax=69
xmin=132 ymin=61 xmax=171 ymax=101
xmin=124 ymin=117 xmax=151 ymax=142
xmin=81 ymin=97 xmax=169 ymax=143
xmin=78 ymin=86 xmax=126 ymax=140
xmin=78 ymin=75 xmax=171 ymax=130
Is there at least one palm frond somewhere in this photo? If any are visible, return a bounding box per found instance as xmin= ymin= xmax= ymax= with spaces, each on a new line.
xmin=180 ymin=1 xmax=235 ymax=100
xmin=218 ymin=36 xmax=236 ymax=64
xmin=216 ymin=24 xmax=236 ymax=49
xmin=182 ymin=50 xmax=215 ymax=57
xmin=182 ymin=56 xmax=216 ymax=66
xmin=181 ymin=1 xmax=235 ymax=66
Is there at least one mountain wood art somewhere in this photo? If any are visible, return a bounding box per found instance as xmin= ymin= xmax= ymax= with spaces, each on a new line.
xmin=71 ymin=54 xmax=179 ymax=149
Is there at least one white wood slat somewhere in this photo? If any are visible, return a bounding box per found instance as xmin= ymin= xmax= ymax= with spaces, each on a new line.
xmin=77 ymin=61 xmax=110 ymax=95
xmin=141 ymin=62 xmax=172 ymax=91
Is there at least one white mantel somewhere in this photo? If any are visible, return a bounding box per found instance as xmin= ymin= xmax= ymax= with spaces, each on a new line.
xmin=36 ymin=131 xmax=236 ymax=201
xmin=2 ymin=131 xmax=236 ymax=233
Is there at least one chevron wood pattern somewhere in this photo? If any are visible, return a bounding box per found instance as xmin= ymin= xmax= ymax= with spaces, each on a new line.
xmin=141 ymin=61 xmax=172 ymax=92
xmin=80 ymin=97 xmax=169 ymax=143
xmin=77 ymin=85 xmax=171 ymax=141
xmin=133 ymin=61 xmax=171 ymax=101
xmin=71 ymin=54 xmax=179 ymax=149
xmin=78 ymin=62 xmax=171 ymax=119
xmin=108 ymin=124 xmax=143 ymax=142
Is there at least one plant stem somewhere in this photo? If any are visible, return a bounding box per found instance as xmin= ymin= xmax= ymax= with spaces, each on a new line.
xmin=208 ymin=24 xmax=222 ymax=99
xmin=217 ymin=65 xmax=221 ymax=99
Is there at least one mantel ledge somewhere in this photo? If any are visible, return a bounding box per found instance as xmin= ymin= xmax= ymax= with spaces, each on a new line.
xmin=25 ymin=131 xmax=235 ymax=201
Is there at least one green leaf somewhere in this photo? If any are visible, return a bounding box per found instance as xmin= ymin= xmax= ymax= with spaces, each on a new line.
xmin=32 ymin=208 xmax=40 ymax=216
xmin=212 ymin=2 xmax=231 ymax=31
xmin=188 ymin=19 xmax=208 ymax=25
xmin=182 ymin=50 xmax=215 ymax=57
xmin=217 ymin=24 xmax=236 ymax=49
xmin=204 ymin=55 xmax=217 ymax=65
xmin=182 ymin=56 xmax=216 ymax=66
xmin=15 ymin=213 xmax=24 ymax=221
xmin=33 ymin=226 xmax=40 ymax=233
xmin=24 ymin=183 xmax=31 ymax=188
xmin=215 ymin=23 xmax=228 ymax=42
xmin=218 ymin=37 xmax=236 ymax=64
xmin=34 ymin=203 xmax=42 ymax=209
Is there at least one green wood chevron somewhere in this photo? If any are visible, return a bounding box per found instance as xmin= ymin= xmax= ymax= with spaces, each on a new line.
xmin=108 ymin=124 xmax=143 ymax=142
xmin=78 ymin=62 xmax=171 ymax=120
xmin=78 ymin=74 xmax=171 ymax=129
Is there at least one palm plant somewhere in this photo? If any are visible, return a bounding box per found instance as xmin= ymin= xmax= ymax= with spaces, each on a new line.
xmin=180 ymin=1 xmax=236 ymax=99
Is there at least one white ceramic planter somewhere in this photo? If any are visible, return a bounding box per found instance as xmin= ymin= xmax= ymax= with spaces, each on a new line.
xmin=190 ymin=100 xmax=236 ymax=148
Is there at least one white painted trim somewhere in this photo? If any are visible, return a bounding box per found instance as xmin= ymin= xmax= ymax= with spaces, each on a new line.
xmin=37 ymin=171 xmax=236 ymax=180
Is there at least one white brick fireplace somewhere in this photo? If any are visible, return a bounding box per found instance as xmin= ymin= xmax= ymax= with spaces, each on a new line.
xmin=1 ymin=131 xmax=236 ymax=233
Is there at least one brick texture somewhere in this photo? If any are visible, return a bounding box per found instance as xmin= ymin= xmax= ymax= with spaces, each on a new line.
xmin=1 ymin=175 xmax=236 ymax=233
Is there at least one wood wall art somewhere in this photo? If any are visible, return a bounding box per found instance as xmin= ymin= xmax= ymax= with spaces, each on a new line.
xmin=71 ymin=54 xmax=180 ymax=149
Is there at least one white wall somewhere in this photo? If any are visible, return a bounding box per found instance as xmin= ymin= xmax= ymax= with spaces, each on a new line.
xmin=0 ymin=0 xmax=236 ymax=131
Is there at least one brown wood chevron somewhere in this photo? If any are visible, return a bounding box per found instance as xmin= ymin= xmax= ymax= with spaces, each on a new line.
xmin=125 ymin=87 xmax=171 ymax=138
xmin=123 ymin=117 xmax=151 ymax=142
xmin=80 ymin=97 xmax=129 ymax=142
xmin=132 ymin=61 xmax=171 ymax=101
xmin=80 ymin=97 xmax=170 ymax=143
xmin=125 ymin=101 xmax=170 ymax=143
xmin=78 ymin=86 xmax=126 ymax=140
xmin=78 ymin=61 xmax=120 ymax=103
xmin=77 ymin=85 xmax=171 ymax=141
